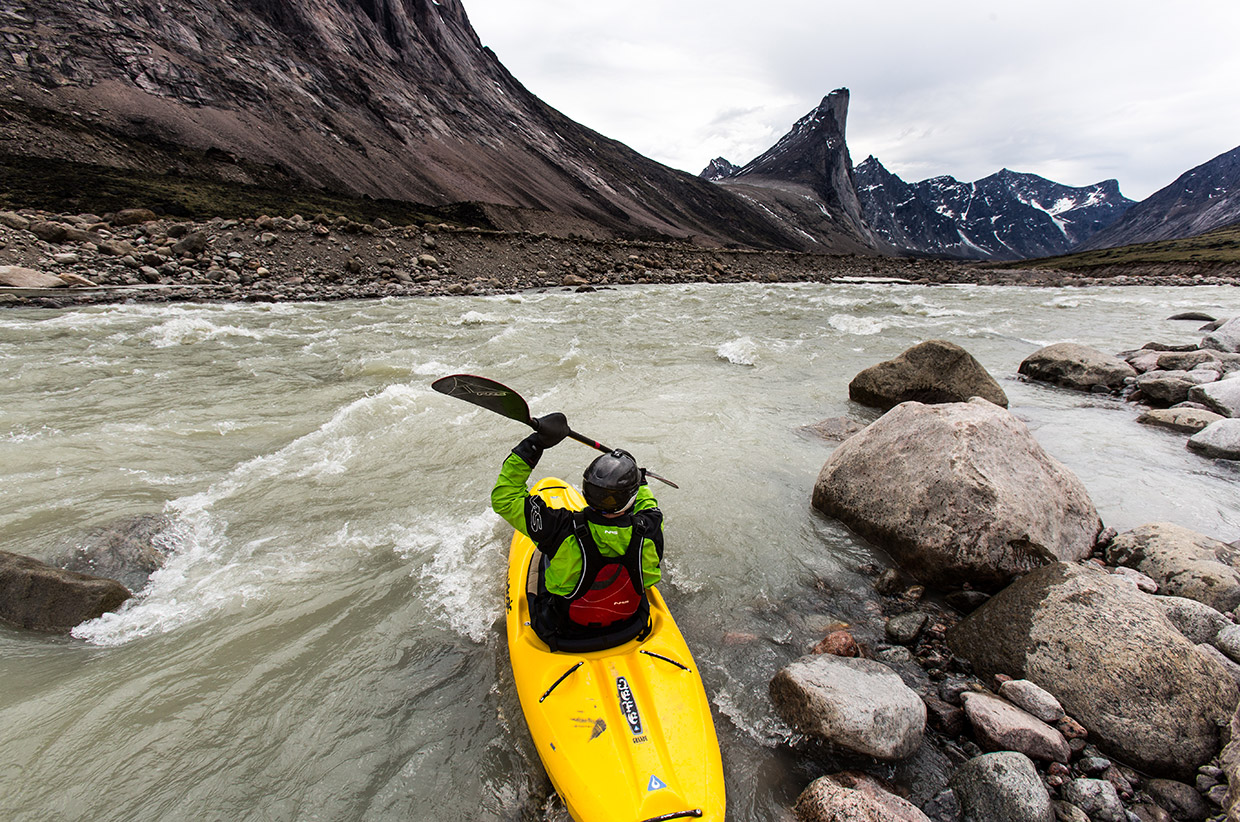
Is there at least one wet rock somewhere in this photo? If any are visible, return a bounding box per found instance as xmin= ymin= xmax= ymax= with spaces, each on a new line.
xmin=1202 ymin=317 xmax=1240 ymax=353
xmin=947 ymin=563 xmax=1238 ymax=779
xmin=924 ymin=695 xmax=966 ymax=736
xmin=801 ymin=417 xmax=867 ymax=442
xmin=0 ymin=265 xmax=65 ymax=287
xmin=1143 ymin=779 xmax=1210 ymax=821
xmin=812 ymin=399 xmax=1100 ymax=590
xmin=0 ymin=550 xmax=131 ymax=632
xmin=1129 ymin=803 xmax=1173 ymax=822
xmin=1168 ymin=312 xmax=1217 ymax=323
xmin=1105 ymin=522 xmax=1240 ymax=612
xmin=812 ymin=629 xmax=860 ymax=657
xmin=998 ymin=679 xmax=1065 ymax=724
xmin=1188 ymin=419 xmax=1240 ymax=460
xmin=960 ymin=690 xmax=1070 ymax=762
xmin=49 ymin=514 xmax=171 ymax=593
xmin=1138 ymin=407 xmax=1225 ymax=434
xmin=848 ymin=340 xmax=1009 ymax=410
xmin=770 ymin=654 xmax=926 ymax=760
xmin=886 ymin=611 xmax=929 ymax=644
xmin=1018 ymin=343 xmax=1137 ymax=393
xmin=1053 ymin=800 xmax=1091 ymax=822
xmin=1188 ymin=378 xmax=1240 ymax=418
xmin=1136 ymin=372 xmax=1212 ymax=406
xmin=1061 ymin=779 xmax=1125 ymax=822
xmin=794 ymin=771 xmax=931 ymax=822
xmin=949 ymin=751 xmax=1053 ymax=822
xmin=945 ymin=589 xmax=991 ymax=613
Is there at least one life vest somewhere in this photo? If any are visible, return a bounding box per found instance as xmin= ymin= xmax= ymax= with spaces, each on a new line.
xmin=565 ymin=514 xmax=647 ymax=628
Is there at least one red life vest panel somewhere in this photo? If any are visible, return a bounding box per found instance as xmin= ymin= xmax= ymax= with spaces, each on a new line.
xmin=565 ymin=516 xmax=647 ymax=628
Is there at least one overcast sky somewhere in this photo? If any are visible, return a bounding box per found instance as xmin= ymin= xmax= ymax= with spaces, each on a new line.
xmin=463 ymin=0 xmax=1240 ymax=202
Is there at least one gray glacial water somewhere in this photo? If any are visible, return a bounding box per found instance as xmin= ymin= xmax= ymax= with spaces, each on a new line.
xmin=1 ymin=282 xmax=1238 ymax=821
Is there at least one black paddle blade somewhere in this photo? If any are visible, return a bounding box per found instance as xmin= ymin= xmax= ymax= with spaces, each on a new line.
xmin=431 ymin=374 xmax=536 ymax=428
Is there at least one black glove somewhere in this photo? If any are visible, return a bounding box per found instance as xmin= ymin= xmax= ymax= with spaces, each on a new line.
xmin=533 ymin=413 xmax=569 ymax=449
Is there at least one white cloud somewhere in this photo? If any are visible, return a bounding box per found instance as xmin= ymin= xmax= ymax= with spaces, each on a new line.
xmin=464 ymin=0 xmax=1240 ymax=200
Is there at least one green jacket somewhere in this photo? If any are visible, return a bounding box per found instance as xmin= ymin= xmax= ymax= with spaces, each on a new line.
xmin=491 ymin=450 xmax=663 ymax=596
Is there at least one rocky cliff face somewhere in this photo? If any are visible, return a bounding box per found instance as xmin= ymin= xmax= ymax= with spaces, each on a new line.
xmin=1078 ymin=144 xmax=1240 ymax=251
xmin=856 ymin=158 xmax=1134 ymax=260
xmin=701 ymin=90 xmax=884 ymax=253
xmin=0 ymin=0 xmax=810 ymax=247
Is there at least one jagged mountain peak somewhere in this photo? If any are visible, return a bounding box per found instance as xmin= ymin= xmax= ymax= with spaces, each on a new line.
xmin=699 ymin=157 xmax=741 ymax=182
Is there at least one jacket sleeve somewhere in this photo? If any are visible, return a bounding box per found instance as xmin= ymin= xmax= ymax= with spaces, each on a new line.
xmin=490 ymin=449 xmax=558 ymax=551
xmin=634 ymin=480 xmax=664 ymax=588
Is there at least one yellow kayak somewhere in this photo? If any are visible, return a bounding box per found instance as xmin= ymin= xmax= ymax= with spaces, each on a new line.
xmin=505 ymin=478 xmax=726 ymax=822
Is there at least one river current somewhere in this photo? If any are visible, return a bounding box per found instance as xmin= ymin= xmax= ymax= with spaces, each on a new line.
xmin=2 ymin=282 xmax=1239 ymax=821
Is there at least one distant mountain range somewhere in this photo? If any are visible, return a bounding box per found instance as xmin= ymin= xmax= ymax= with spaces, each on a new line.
xmin=853 ymin=160 xmax=1134 ymax=260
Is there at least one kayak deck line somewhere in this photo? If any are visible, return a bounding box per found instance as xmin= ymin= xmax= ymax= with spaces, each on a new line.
xmin=539 ymin=661 xmax=584 ymax=703
xmin=641 ymin=811 xmax=704 ymax=822
xmin=639 ymin=650 xmax=691 ymax=672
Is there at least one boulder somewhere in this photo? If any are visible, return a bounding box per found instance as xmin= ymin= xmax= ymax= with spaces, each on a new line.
xmin=1189 ymin=419 xmax=1240 ymax=460
xmin=1138 ymin=407 xmax=1225 ymax=434
xmin=1158 ymin=350 xmax=1223 ymax=370
xmin=960 ymin=690 xmax=1070 ymax=762
xmin=111 ymin=208 xmax=158 ymax=226
xmin=1152 ymin=595 xmax=1233 ymax=645
xmin=1134 ymin=374 xmax=1196 ymax=406
xmin=1018 ymin=343 xmax=1137 ymax=393
xmin=1144 ymin=778 xmax=1211 ymax=822
xmin=1203 ymin=317 xmax=1240 ymax=354
xmin=0 ymin=551 xmax=131 ymax=632
xmin=949 ymin=751 xmax=1053 ymax=822
xmin=1188 ymin=377 xmax=1240 ymax=418
xmin=769 ymin=654 xmax=925 ymax=761
xmin=848 ymin=340 xmax=1008 ymax=410
xmin=1060 ymin=779 xmax=1125 ymax=822
xmin=794 ymin=771 xmax=931 ymax=822
xmin=0 ymin=265 xmax=66 ymax=288
xmin=1105 ymin=522 xmax=1240 ymax=612
xmin=947 ymin=563 xmax=1238 ymax=779
xmin=812 ymin=399 xmax=1100 ymax=590
xmin=49 ymin=514 xmax=171 ymax=593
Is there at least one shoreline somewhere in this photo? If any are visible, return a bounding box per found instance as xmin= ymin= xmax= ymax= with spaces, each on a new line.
xmin=2 ymin=211 xmax=1239 ymax=309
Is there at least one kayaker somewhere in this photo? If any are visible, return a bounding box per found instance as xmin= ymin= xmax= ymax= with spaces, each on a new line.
xmin=491 ymin=412 xmax=664 ymax=651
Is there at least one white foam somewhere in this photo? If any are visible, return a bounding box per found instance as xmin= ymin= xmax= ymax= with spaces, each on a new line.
xmin=139 ymin=315 xmax=266 ymax=348
xmin=828 ymin=314 xmax=886 ymax=335
xmin=716 ymin=337 xmax=759 ymax=366
xmin=400 ymin=512 xmax=507 ymax=643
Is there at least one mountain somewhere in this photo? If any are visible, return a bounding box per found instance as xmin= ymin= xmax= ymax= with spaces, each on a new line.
xmin=1077 ymin=145 xmax=1240 ymax=251
xmin=855 ymin=159 xmax=1135 ymax=260
xmin=0 ymin=0 xmax=820 ymax=248
xmin=699 ymin=89 xmax=885 ymax=254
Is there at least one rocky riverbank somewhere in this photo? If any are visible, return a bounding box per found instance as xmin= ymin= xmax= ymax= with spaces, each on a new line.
xmin=786 ymin=326 xmax=1240 ymax=821
xmin=2 ymin=208 xmax=1240 ymax=309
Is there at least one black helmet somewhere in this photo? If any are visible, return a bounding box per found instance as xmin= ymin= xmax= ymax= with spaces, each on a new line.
xmin=583 ymin=450 xmax=641 ymax=513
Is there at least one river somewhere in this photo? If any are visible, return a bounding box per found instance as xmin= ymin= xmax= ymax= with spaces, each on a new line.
xmin=2 ymin=282 xmax=1238 ymax=821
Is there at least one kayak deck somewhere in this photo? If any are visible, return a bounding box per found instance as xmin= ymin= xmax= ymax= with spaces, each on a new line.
xmin=505 ymin=478 xmax=725 ymax=822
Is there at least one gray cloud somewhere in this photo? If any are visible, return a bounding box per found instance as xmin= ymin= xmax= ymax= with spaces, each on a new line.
xmin=465 ymin=0 xmax=1240 ymax=200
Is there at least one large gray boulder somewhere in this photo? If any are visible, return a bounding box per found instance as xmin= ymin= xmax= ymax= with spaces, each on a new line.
xmin=0 ymin=551 xmax=131 ymax=632
xmin=1203 ymin=317 xmax=1240 ymax=353
xmin=1188 ymin=419 xmax=1240 ymax=460
xmin=1189 ymin=377 xmax=1240 ymax=418
xmin=50 ymin=514 xmax=171 ymax=593
xmin=947 ymin=563 xmax=1238 ymax=779
xmin=949 ymin=751 xmax=1053 ymax=822
xmin=848 ymin=340 xmax=1009 ymax=410
xmin=769 ymin=654 xmax=925 ymax=761
xmin=812 ymin=398 xmax=1100 ymax=590
xmin=794 ymin=772 xmax=931 ymax=822
xmin=1105 ymin=522 xmax=1240 ymax=612
xmin=1018 ymin=343 xmax=1137 ymax=393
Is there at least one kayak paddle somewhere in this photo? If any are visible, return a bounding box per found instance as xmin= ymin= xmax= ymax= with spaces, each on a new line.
xmin=431 ymin=374 xmax=679 ymax=489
